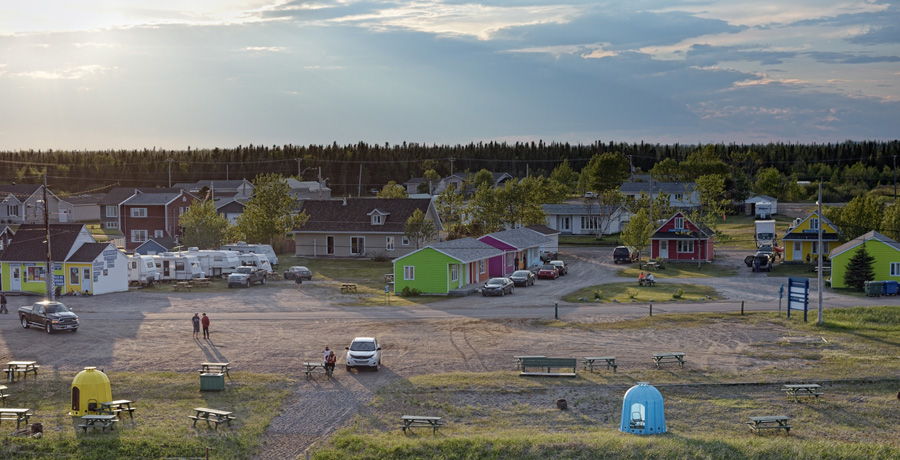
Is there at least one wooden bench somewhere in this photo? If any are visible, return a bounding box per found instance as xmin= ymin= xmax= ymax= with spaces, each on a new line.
xmin=514 ymin=355 xmax=546 ymax=371
xmin=269 ymin=272 xmax=282 ymax=281
xmin=100 ymin=400 xmax=135 ymax=421
xmin=190 ymin=407 xmax=235 ymax=430
xmin=519 ymin=357 xmax=577 ymax=377
xmin=652 ymin=352 xmax=685 ymax=369
xmin=0 ymin=408 xmax=31 ymax=429
xmin=173 ymin=282 xmax=192 ymax=292
xmin=401 ymin=415 xmax=445 ymax=434
xmin=782 ymin=384 xmax=823 ymax=402
xmin=638 ymin=278 xmax=656 ymax=286
xmin=340 ymin=283 xmax=357 ymax=293
xmin=79 ymin=414 xmax=118 ymax=433
xmin=302 ymin=362 xmax=333 ymax=378
xmin=190 ymin=278 xmax=211 ymax=287
xmin=747 ymin=415 xmax=792 ymax=435
xmin=199 ymin=362 xmax=231 ymax=377
xmin=0 ymin=385 xmax=8 ymax=406
xmin=582 ymin=357 xmax=617 ymax=373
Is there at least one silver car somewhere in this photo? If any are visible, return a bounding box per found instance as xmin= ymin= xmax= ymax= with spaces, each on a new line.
xmin=345 ymin=337 xmax=382 ymax=371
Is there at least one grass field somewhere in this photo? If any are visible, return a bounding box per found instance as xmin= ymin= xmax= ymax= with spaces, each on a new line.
xmin=616 ymin=262 xmax=737 ymax=278
xmin=561 ymin=282 xmax=722 ymax=303
xmin=310 ymin=306 xmax=900 ymax=459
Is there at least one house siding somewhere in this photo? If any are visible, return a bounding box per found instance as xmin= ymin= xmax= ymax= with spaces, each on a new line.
xmin=782 ymin=214 xmax=840 ymax=263
xmin=392 ymin=248 xmax=458 ymax=295
xmin=295 ymin=232 xmax=418 ymax=258
xmin=830 ymin=240 xmax=900 ymax=289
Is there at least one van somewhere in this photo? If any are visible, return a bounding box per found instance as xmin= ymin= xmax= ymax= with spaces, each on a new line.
xmin=613 ymin=246 xmax=640 ymax=264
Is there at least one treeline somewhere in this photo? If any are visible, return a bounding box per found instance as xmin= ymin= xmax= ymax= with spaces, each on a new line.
xmin=2 ymin=140 xmax=898 ymax=199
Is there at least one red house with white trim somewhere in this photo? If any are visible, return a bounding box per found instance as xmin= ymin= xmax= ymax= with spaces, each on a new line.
xmin=649 ymin=212 xmax=714 ymax=262
xmin=121 ymin=190 xmax=199 ymax=251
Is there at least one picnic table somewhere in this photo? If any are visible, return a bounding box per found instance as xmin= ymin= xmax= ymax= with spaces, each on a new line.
xmin=79 ymin=414 xmax=118 ymax=433
xmin=0 ymin=385 xmax=8 ymax=406
xmin=638 ymin=278 xmax=656 ymax=286
xmin=782 ymin=384 xmax=823 ymax=402
xmin=269 ymin=272 xmax=282 ymax=281
xmin=5 ymin=361 xmax=39 ymax=382
xmin=173 ymin=281 xmax=192 ymax=292
xmin=747 ymin=415 xmax=792 ymax=435
xmin=401 ymin=415 xmax=445 ymax=434
xmin=514 ymin=356 xmax=546 ymax=371
xmin=302 ymin=362 xmax=333 ymax=378
xmin=641 ymin=261 xmax=659 ymax=270
xmin=518 ymin=357 xmax=577 ymax=377
xmin=0 ymin=408 xmax=33 ymax=429
xmin=100 ymin=400 xmax=135 ymax=420
xmin=189 ymin=407 xmax=235 ymax=430
xmin=200 ymin=362 xmax=231 ymax=377
xmin=340 ymin=283 xmax=357 ymax=293
xmin=652 ymin=352 xmax=685 ymax=369
xmin=582 ymin=356 xmax=617 ymax=373
xmin=190 ymin=278 xmax=211 ymax=287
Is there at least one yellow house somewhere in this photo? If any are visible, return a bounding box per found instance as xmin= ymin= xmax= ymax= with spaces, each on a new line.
xmin=781 ymin=211 xmax=841 ymax=263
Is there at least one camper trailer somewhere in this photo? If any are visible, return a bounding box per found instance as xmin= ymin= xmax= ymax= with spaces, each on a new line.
xmin=221 ymin=242 xmax=279 ymax=267
xmin=127 ymin=255 xmax=161 ymax=286
xmin=152 ymin=253 xmax=204 ymax=281
xmin=183 ymin=248 xmax=241 ymax=278
xmin=237 ymin=253 xmax=273 ymax=273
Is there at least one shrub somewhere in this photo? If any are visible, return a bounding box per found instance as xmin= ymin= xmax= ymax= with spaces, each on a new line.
xmin=627 ymin=289 xmax=637 ymax=299
xmin=593 ymin=289 xmax=602 ymax=300
xmin=672 ymin=288 xmax=684 ymax=299
xmin=400 ymin=286 xmax=421 ymax=297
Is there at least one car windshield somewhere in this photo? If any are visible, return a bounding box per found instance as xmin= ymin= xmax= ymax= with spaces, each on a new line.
xmin=350 ymin=341 xmax=376 ymax=351
xmin=486 ymin=278 xmax=506 ymax=286
xmin=541 ymin=265 xmax=555 ymax=270
xmin=45 ymin=304 xmax=69 ymax=314
xmin=234 ymin=267 xmax=252 ymax=274
xmin=512 ymin=271 xmax=530 ymax=277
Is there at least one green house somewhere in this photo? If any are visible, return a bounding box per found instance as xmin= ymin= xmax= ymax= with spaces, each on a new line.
xmin=392 ymin=238 xmax=502 ymax=295
xmin=829 ymin=231 xmax=900 ymax=289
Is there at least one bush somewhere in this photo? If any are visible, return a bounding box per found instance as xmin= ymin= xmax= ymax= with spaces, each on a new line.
xmin=370 ymin=252 xmax=391 ymax=262
xmin=672 ymin=288 xmax=684 ymax=299
xmin=593 ymin=289 xmax=602 ymax=300
xmin=400 ymin=286 xmax=421 ymax=297
xmin=627 ymin=289 xmax=637 ymax=299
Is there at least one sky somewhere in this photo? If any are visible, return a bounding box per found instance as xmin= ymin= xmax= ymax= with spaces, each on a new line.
xmin=1 ymin=0 xmax=898 ymax=150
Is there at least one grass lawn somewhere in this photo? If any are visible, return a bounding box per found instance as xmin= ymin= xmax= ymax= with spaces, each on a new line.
xmin=0 ymin=371 xmax=291 ymax=460
xmin=716 ymin=214 xmax=797 ymax=250
xmin=562 ymin=282 xmax=722 ymax=303
xmin=558 ymin=235 xmax=622 ymax=246
xmin=311 ymin=306 xmax=900 ymax=460
xmin=616 ymin=262 xmax=737 ymax=278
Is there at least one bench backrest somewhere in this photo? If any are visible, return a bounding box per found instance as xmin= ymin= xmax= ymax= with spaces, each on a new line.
xmin=521 ymin=357 xmax=577 ymax=369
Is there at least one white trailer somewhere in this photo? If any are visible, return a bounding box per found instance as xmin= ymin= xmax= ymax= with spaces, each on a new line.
xmin=755 ymin=220 xmax=776 ymax=248
xmin=221 ymin=242 xmax=279 ymax=267
xmin=237 ymin=253 xmax=273 ymax=273
xmin=127 ymin=255 xmax=161 ymax=286
xmin=755 ymin=201 xmax=773 ymax=219
xmin=152 ymin=253 xmax=205 ymax=281
xmin=183 ymin=248 xmax=241 ymax=278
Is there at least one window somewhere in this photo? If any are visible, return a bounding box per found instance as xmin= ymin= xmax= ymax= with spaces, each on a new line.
xmin=674 ymin=217 xmax=684 ymax=229
xmin=105 ymin=205 xmax=118 ymax=217
xmin=27 ymin=266 xmax=46 ymax=281
xmin=176 ymin=261 xmax=185 ymax=271
xmin=7 ymin=205 xmax=18 ymax=216
xmin=351 ymin=237 xmax=365 ymax=255
xmin=371 ymin=214 xmax=384 ymax=225
xmin=809 ymin=218 xmax=819 ymax=231
xmin=581 ymin=216 xmax=598 ymax=230
xmin=674 ymin=193 xmax=684 ymax=202
xmin=479 ymin=260 xmax=486 ymax=274
xmin=105 ymin=221 xmax=119 ymax=229
xmin=69 ymin=267 xmax=80 ymax=285
xmin=561 ymin=217 xmax=571 ymax=231
xmin=450 ymin=265 xmax=458 ymax=281
xmin=401 ymin=236 xmax=410 ymax=246
xmin=386 ymin=236 xmax=395 ymax=251
xmin=677 ymin=240 xmax=694 ymax=253
xmin=811 ymin=241 xmax=830 ymax=254
xmin=404 ymin=265 xmax=415 ymax=280
xmin=154 ymin=230 xmax=164 ymax=238
xmin=326 ymin=236 xmax=335 ymax=255
xmin=131 ymin=208 xmax=147 ymax=218
xmin=131 ymin=229 xmax=148 ymax=243
xmin=178 ymin=207 xmax=185 ymax=215
xmin=891 ymin=262 xmax=900 ymax=277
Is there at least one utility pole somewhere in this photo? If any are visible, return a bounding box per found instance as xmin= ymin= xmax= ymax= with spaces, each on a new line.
xmin=168 ymin=158 xmax=173 ymax=187
xmin=43 ymin=174 xmax=53 ymax=301
xmin=296 ymin=158 xmax=302 ymax=177
xmin=817 ymin=180 xmax=823 ymax=325
xmin=893 ymin=155 xmax=897 ymax=200
xmin=226 ymin=164 xmax=229 ymax=181
xmin=318 ymin=167 xmax=323 ymax=200
xmin=358 ymin=164 xmax=362 ymax=197
xmin=449 ymin=157 xmax=455 ymax=176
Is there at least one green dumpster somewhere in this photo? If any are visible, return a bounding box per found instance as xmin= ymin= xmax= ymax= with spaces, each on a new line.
xmin=200 ymin=373 xmax=225 ymax=391
xmin=864 ymin=281 xmax=882 ymax=297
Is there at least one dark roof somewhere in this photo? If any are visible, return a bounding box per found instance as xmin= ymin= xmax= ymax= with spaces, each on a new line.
xmin=525 ymin=224 xmax=559 ymax=236
xmin=0 ymin=223 xmax=87 ymax=262
xmin=296 ymin=198 xmax=435 ymax=233
xmin=135 ymin=237 xmax=179 ymax=252
xmin=62 ymin=194 xmax=104 ymax=205
xmin=651 ymin=213 xmax=713 ymax=240
xmin=216 ymin=200 xmax=246 ymax=213
xmin=123 ymin=191 xmax=190 ymax=205
xmin=175 ymin=180 xmax=250 ymax=191
xmin=68 ymin=243 xmax=112 ymax=262
xmin=98 ymin=187 xmax=181 ymax=205
xmin=620 ymin=181 xmax=696 ymax=195
xmin=427 ymin=238 xmax=503 ymax=263
xmin=0 ymin=184 xmax=42 ymax=201
xmin=543 ymin=203 xmax=623 ymax=215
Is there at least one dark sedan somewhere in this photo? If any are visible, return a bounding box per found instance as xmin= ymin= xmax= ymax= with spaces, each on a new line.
xmin=509 ymin=270 xmax=536 ymax=287
xmin=482 ymin=277 xmax=514 ymax=296
xmin=284 ymin=266 xmax=313 ymax=280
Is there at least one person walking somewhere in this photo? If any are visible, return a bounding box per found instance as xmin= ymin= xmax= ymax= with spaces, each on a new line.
xmin=295 ymin=274 xmax=303 ymax=290
xmin=201 ymin=313 xmax=210 ymax=339
xmin=192 ymin=313 xmax=200 ymax=340
xmin=0 ymin=292 xmax=7 ymax=314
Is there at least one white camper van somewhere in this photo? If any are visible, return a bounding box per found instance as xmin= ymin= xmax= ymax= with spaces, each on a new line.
xmin=153 ymin=253 xmax=204 ymax=281
xmin=184 ymin=248 xmax=241 ymax=278
xmin=128 ymin=255 xmax=161 ymax=285
xmin=221 ymin=242 xmax=279 ymax=267
xmin=237 ymin=253 xmax=273 ymax=273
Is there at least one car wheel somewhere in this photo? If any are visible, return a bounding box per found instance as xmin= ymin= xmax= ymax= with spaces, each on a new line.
xmin=21 ymin=316 xmax=29 ymax=329
xmin=510 ymin=287 xmax=514 ymax=294
xmin=261 ymin=276 xmax=266 ymax=285
xmin=45 ymin=322 xmax=53 ymax=334
xmin=346 ymin=365 xmax=352 ymax=371
xmin=482 ymin=291 xmax=486 ymax=296
xmin=373 ymin=364 xmax=378 ymax=372
xmin=245 ymin=280 xmax=251 ymax=288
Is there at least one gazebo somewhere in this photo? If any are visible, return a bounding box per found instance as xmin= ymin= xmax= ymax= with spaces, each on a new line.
xmin=619 ymin=382 xmax=667 ymax=435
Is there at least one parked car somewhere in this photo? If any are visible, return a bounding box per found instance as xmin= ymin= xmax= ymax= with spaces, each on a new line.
xmin=540 ymin=251 xmax=558 ymax=263
xmin=537 ymin=264 xmax=559 ymax=280
xmin=482 ymin=277 xmax=514 ymax=296
xmin=613 ymin=246 xmax=640 ymax=264
xmin=509 ymin=270 xmax=536 ymax=287
xmin=744 ymin=252 xmax=774 ymax=272
xmin=284 ymin=266 xmax=313 ymax=281
xmin=549 ymin=260 xmax=568 ymax=275
xmin=19 ymin=301 xmax=78 ymax=334
xmin=345 ymin=337 xmax=381 ymax=371
xmin=227 ymin=266 xmax=267 ymax=288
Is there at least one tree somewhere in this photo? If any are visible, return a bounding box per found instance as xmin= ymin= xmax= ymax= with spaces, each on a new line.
xmin=473 ymin=169 xmax=494 ymax=189
xmin=649 ymin=158 xmax=682 ymax=182
xmin=435 ymin=183 xmax=465 ymax=238
xmin=234 ymin=173 xmax=308 ymax=245
xmin=467 ymin=183 xmax=504 ymax=233
xmin=179 ymin=200 xmax=232 ymax=249
xmin=834 ymin=195 xmax=884 ymax=240
xmin=620 ymin=208 xmax=652 ymax=252
xmin=549 ymin=159 xmax=579 ymax=193
xmin=688 ymin=174 xmax=731 ymax=242
xmin=882 ymin=201 xmax=900 ymax=241
xmin=376 ymin=181 xmax=408 ymax=198
xmin=423 ymin=169 xmax=441 ymax=195
xmin=843 ymin=243 xmax=875 ymax=291
xmin=496 ymin=180 xmax=546 ymax=228
xmin=581 ymin=152 xmax=630 ymax=193
xmin=404 ymin=209 xmax=437 ymax=250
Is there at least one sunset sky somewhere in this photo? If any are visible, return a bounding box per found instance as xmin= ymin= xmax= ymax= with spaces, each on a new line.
xmin=1 ymin=1 xmax=898 ymax=150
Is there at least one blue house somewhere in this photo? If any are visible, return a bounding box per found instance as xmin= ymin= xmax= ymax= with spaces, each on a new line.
xmin=134 ymin=237 xmax=179 ymax=255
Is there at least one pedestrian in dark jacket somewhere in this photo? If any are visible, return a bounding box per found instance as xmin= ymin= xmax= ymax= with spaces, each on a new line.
xmin=192 ymin=313 xmax=200 ymax=340
xmin=201 ymin=313 xmax=210 ymax=339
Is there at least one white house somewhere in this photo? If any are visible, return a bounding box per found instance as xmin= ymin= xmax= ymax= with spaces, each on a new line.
xmin=745 ymin=194 xmax=778 ymax=216
xmin=542 ymin=204 xmax=628 ymax=236
xmin=619 ymin=181 xmax=700 ymax=209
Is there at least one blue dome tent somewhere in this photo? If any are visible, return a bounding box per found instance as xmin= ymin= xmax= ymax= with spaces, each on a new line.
xmin=619 ymin=382 xmax=666 ymax=435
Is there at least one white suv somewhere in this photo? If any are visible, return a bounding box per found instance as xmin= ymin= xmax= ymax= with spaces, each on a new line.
xmin=345 ymin=337 xmax=382 ymax=371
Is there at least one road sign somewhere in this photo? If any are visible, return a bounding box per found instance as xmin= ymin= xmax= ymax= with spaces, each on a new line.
xmin=787 ymin=277 xmax=809 ymax=322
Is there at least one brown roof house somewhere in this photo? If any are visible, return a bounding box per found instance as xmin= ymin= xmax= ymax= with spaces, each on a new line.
xmin=0 ymin=184 xmax=74 ymax=224
xmin=291 ymin=198 xmax=443 ymax=258
xmin=0 ymin=223 xmax=128 ymax=296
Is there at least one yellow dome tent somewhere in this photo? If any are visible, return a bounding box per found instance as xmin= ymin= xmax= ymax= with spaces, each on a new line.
xmin=69 ymin=367 xmax=112 ymax=416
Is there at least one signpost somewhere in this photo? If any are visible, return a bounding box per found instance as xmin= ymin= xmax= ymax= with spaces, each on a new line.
xmin=787 ymin=277 xmax=809 ymax=322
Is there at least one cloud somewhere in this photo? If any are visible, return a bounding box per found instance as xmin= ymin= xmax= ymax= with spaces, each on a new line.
xmin=240 ymin=46 xmax=288 ymax=52
xmin=14 ymin=65 xmax=113 ymax=80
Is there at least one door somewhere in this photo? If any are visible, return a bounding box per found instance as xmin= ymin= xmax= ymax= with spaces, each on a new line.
xmin=70 ymin=267 xmax=80 ymax=293
xmin=561 ymin=217 xmax=571 ymax=232
xmin=164 ymin=260 xmax=173 ymax=278
xmin=793 ymin=241 xmax=802 ymax=261
xmin=326 ymin=236 xmax=335 ymax=255
xmin=659 ymin=241 xmax=668 ymax=259
xmin=82 ymin=268 xmax=91 ymax=293
xmin=10 ymin=264 xmax=21 ymax=291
